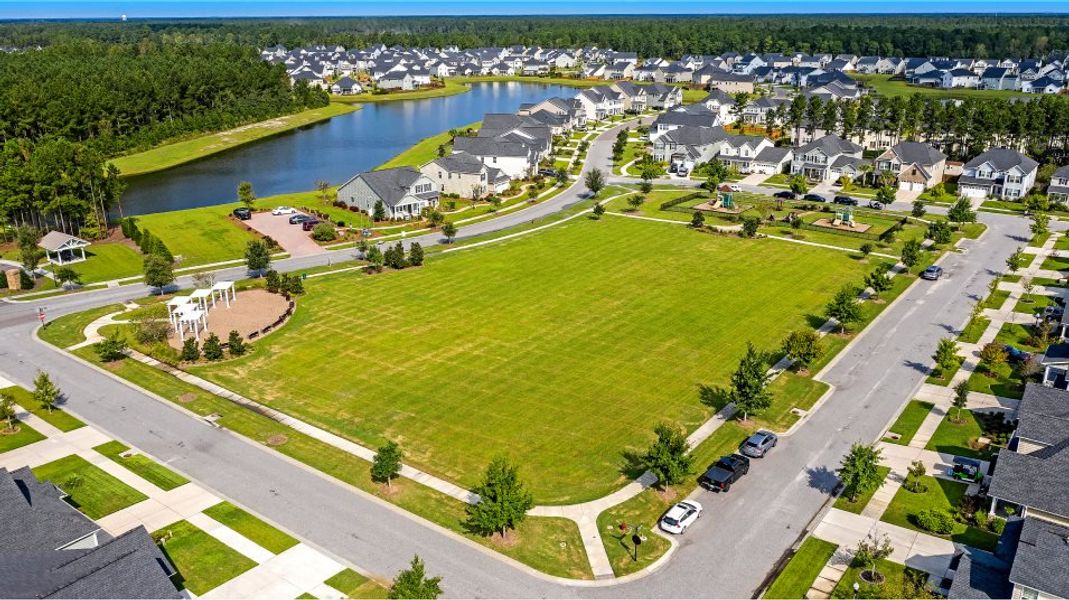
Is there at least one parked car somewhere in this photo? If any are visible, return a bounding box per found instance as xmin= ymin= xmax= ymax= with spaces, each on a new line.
xmin=668 ymin=163 xmax=678 ymax=173
xmin=740 ymin=430 xmax=778 ymax=458
xmin=698 ymin=454 xmax=750 ymax=492
xmin=1004 ymin=345 xmax=1032 ymax=363
xmin=868 ymin=201 xmax=884 ymax=210
xmin=950 ymin=457 xmax=984 ymax=483
xmin=232 ymin=207 xmax=252 ymax=221
xmin=538 ymin=168 xmax=558 ymax=177
xmin=658 ymin=500 xmax=703 ymax=535
xmin=773 ymin=191 xmax=797 ymax=200
xmin=289 ymin=214 xmax=313 ymax=225
xmin=727 ymin=184 xmax=742 ymax=192
xmin=677 ymin=167 xmax=689 ymax=177
xmin=301 ymin=218 xmax=322 ymax=231
xmin=272 ymin=206 xmax=297 ymax=215
xmin=803 ymin=194 xmax=826 ymax=202
xmin=833 ymin=195 xmax=858 ymax=206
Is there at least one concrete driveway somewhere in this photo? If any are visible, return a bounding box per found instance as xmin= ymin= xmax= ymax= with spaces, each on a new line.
xmin=245 ymin=212 xmax=327 ymax=258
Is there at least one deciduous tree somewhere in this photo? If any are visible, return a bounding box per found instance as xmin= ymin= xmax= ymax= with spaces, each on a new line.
xmin=641 ymin=423 xmax=693 ymax=487
xmin=729 ymin=342 xmax=773 ymax=421
xmin=372 ymin=441 xmax=403 ymax=487
xmin=465 ymin=457 xmax=534 ymax=537
xmin=33 ymin=371 xmax=61 ymax=414
xmin=837 ymin=442 xmax=883 ymax=502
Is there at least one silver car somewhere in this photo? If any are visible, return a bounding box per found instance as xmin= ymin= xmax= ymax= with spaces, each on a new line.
xmin=740 ymin=430 xmax=778 ymax=458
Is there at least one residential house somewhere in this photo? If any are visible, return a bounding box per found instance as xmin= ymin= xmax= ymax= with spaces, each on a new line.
xmin=652 ymin=126 xmax=730 ymax=169
xmin=644 ymin=84 xmax=683 ymax=109
xmin=717 ymin=135 xmax=777 ymax=173
xmin=574 ymin=86 xmax=623 ymax=121
xmin=1047 ymin=165 xmax=1069 ymax=204
xmin=982 ymin=67 xmax=1020 ymax=91
xmin=606 ymin=61 xmax=635 ymax=80
xmin=741 ymin=96 xmax=787 ymax=125
xmin=421 ymin=152 xmax=510 ymax=198
xmin=651 ymin=111 xmax=721 ymax=138
xmin=659 ymin=62 xmax=694 ymax=84
xmin=330 ymin=76 xmax=363 ymax=95
xmin=749 ymin=147 xmax=794 ymax=175
xmin=942 ymin=68 xmax=981 ymax=88
xmin=790 ymin=135 xmax=865 ymax=182
xmin=378 ymin=70 xmax=414 ymax=91
xmin=708 ymin=70 xmax=756 ymax=94
xmin=0 ymin=466 xmax=181 ymax=599
xmin=337 ymin=166 xmax=439 ymax=219
xmin=609 ymin=81 xmax=647 ymax=112
xmin=874 ymin=141 xmax=948 ymax=191
xmin=699 ymin=89 xmax=737 ymax=124
xmin=958 ymin=148 xmax=1038 ymax=200
xmin=1022 ymin=76 xmax=1064 ymax=94
xmin=452 ymin=137 xmax=537 ymax=179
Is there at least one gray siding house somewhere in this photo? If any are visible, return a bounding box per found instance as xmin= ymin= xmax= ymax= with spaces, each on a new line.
xmin=337 ymin=166 xmax=439 ymax=220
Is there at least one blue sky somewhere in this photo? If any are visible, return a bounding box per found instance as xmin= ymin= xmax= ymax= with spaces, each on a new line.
xmin=2 ymin=1 xmax=1068 ymax=19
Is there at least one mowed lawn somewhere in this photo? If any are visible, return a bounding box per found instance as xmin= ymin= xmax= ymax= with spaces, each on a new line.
xmin=135 ymin=203 xmax=260 ymax=267
xmin=194 ymin=217 xmax=868 ymax=503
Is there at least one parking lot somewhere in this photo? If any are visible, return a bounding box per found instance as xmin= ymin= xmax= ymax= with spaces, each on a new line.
xmin=244 ymin=211 xmax=328 ymax=258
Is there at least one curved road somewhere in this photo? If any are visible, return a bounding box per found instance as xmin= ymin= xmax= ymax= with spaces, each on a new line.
xmin=0 ymin=123 xmax=1030 ymax=597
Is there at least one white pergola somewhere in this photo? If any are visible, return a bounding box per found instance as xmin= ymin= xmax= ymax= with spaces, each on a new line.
xmin=211 ymin=281 xmax=236 ymax=308
xmin=166 ymin=296 xmax=193 ymax=328
xmin=38 ymin=231 xmax=90 ymax=265
xmin=190 ymin=288 xmax=215 ymax=312
xmin=175 ymin=305 xmax=207 ymax=342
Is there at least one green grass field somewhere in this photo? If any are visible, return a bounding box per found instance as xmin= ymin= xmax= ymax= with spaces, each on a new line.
xmin=32 ymin=454 xmax=148 ymax=519
xmin=377 ymin=121 xmax=481 ymax=170
xmin=1 ymin=385 xmax=85 ymax=432
xmin=830 ymin=557 xmax=927 ymax=599
xmin=854 ymin=74 xmax=1024 ymax=100
xmin=763 ymin=537 xmax=838 ymax=599
xmin=332 ymin=80 xmax=472 ymax=103
xmin=154 ymin=520 xmax=256 ymax=595
xmin=324 ymin=569 xmax=389 ymax=599
xmin=926 ymin=410 xmax=997 ymax=460
xmin=47 ymin=243 xmax=144 ymax=284
xmin=38 ymin=303 xmax=125 ymax=348
xmin=135 ymin=204 xmax=262 ymax=268
xmin=193 ymin=216 xmax=868 ymax=504
xmin=833 ymin=466 xmax=891 ymax=514
xmin=0 ymin=419 xmax=45 ymax=453
xmin=880 ymin=475 xmax=998 ymax=551
xmin=202 ymin=501 xmax=298 ymax=554
xmin=883 ymin=401 xmax=934 ymax=445
xmin=959 ymin=317 xmax=990 ymax=344
xmin=94 ymin=440 xmax=189 ymax=491
xmin=110 ymin=104 xmax=359 ymax=177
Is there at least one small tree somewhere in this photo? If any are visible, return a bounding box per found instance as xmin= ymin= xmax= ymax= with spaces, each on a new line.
xmin=933 ymin=338 xmax=960 ymax=377
xmin=372 ymin=199 xmax=387 ymax=222
xmin=227 ymin=330 xmax=246 ymax=356
xmin=1031 ymin=211 xmax=1050 ymax=238
xmin=627 ymin=195 xmax=645 ymax=211
xmin=1005 ymin=247 xmax=1025 ymax=273
xmin=860 ymin=242 xmax=874 ymax=256
xmin=952 ymin=380 xmax=970 ymax=424
xmin=384 ymin=242 xmax=407 ymax=270
xmin=729 ymin=342 xmax=773 ymax=421
xmin=54 ymin=266 xmax=82 ymax=288
xmin=388 ymin=556 xmax=442 ymax=600
xmin=16 ymin=225 xmax=43 ymax=272
xmin=788 ymin=175 xmax=809 ymax=195
xmin=591 ymin=202 xmax=606 ymax=220
xmin=906 ymin=460 xmax=927 ymax=493
xmin=826 ymin=285 xmax=862 ymax=333
xmin=237 ymin=181 xmax=256 ymax=210
xmin=641 ymin=423 xmax=693 ymax=487
xmin=282 ymin=273 xmax=304 ymax=295
xmin=690 ymin=211 xmax=705 ymax=228
xmin=585 ymin=168 xmax=605 ymax=197
xmin=926 ymin=220 xmax=953 ymax=245
xmin=465 ymin=457 xmax=534 ymax=537
xmin=741 ymin=216 xmax=760 ymax=238
xmin=441 ymin=222 xmax=457 ymax=243
xmin=947 ymin=197 xmax=976 ymax=226
xmin=143 ymin=254 xmax=175 ymax=291
xmin=864 ymin=267 xmax=893 ymax=299
xmin=875 ymin=185 xmax=896 ymax=206
xmin=853 ymin=533 xmax=894 ymax=580
xmin=202 ymin=333 xmax=224 ymax=361
xmin=640 ymin=179 xmax=653 ymax=194
xmin=1022 ymin=277 xmax=1035 ymax=303
xmin=265 ymin=270 xmax=280 ymax=293
xmin=979 ymin=342 xmax=1008 ymax=373
xmin=94 ymin=331 xmax=128 ymax=362
xmin=837 ymin=442 xmax=884 ymax=502
xmin=245 ymin=240 xmax=271 ymax=276
xmin=311 ymin=222 xmax=337 ymax=241
xmin=366 ymin=246 xmax=385 ymax=271
xmin=900 ymin=238 xmax=922 ymax=268
xmin=371 ymin=441 xmax=403 ymax=487
xmin=180 ymin=337 xmax=200 ymax=362
xmin=781 ymin=329 xmax=823 ymax=371
xmin=33 ymin=371 xmax=61 ymax=414
xmin=911 ymin=200 xmax=926 ymax=218
xmin=0 ymin=391 xmax=16 ymax=431
xmin=408 ymin=242 xmax=424 ymax=267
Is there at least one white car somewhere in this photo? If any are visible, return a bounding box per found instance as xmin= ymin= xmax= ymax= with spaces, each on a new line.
xmin=728 ymin=184 xmax=742 ymax=192
xmin=659 ymin=500 xmax=703 ymax=534
xmin=271 ymin=206 xmax=297 ymax=215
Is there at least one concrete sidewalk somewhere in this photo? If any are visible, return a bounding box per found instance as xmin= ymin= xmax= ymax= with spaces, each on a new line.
xmin=812 ymin=508 xmax=956 ymax=580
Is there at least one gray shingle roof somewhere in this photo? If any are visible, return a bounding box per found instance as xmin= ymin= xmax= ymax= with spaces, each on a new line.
xmin=891 ymin=141 xmax=947 ymax=167
xmin=1015 ymin=384 xmax=1069 ymax=448
xmin=796 ymin=135 xmax=863 ymax=158
xmin=430 ymin=152 xmax=487 ymax=175
xmin=754 ymin=146 xmax=793 ymax=164
xmin=452 ymin=136 xmax=529 ymax=158
xmin=0 ymin=467 xmax=179 ymax=599
xmin=356 ymin=167 xmax=429 ymax=207
xmin=988 ymin=439 xmax=1069 ymax=519
xmin=1008 ymin=516 xmax=1069 ymax=598
xmin=964 ymin=148 xmax=1039 ymax=174
xmin=949 ymin=549 xmax=1013 ymax=600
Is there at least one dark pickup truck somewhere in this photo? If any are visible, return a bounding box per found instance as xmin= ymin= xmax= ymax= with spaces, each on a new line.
xmin=699 ymin=454 xmax=750 ymax=492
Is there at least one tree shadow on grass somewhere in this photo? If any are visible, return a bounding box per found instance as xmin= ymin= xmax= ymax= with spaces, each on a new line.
xmin=805 ymin=465 xmax=840 ymax=495
xmin=697 ymin=384 xmax=731 ymax=411
xmin=618 ymin=449 xmax=648 ymax=481
xmin=805 ymin=313 xmax=828 ymax=329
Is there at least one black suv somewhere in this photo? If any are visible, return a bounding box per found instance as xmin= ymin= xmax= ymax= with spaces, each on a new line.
xmin=802 ymin=193 xmax=826 ymax=202
xmin=833 ymin=195 xmax=858 ymax=206
xmin=773 ymin=191 xmax=797 ymax=200
xmin=232 ymin=207 xmax=252 ymax=220
xmin=699 ymin=454 xmax=750 ymax=492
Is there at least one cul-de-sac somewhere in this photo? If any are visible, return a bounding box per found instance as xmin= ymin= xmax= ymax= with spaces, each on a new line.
xmin=1 ymin=8 xmax=1068 ymax=600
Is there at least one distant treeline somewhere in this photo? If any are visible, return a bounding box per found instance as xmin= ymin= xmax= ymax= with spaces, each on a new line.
xmin=2 ymin=16 xmax=1069 ymax=58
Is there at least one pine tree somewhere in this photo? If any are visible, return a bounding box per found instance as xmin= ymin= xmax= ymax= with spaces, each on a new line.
xmin=388 ymin=556 xmax=442 ymax=600
xmin=33 ymin=371 xmax=61 ymax=414
xmin=408 ymin=242 xmax=424 ymax=266
xmin=180 ymin=338 xmax=200 ymax=362
xmin=465 ymin=457 xmax=533 ymax=537
xmin=227 ymin=330 xmax=246 ymax=356
xmin=202 ymin=333 xmax=224 ymax=360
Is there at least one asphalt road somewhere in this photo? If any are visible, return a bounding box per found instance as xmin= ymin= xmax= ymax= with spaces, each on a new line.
xmin=0 ymin=124 xmax=1031 ymax=596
